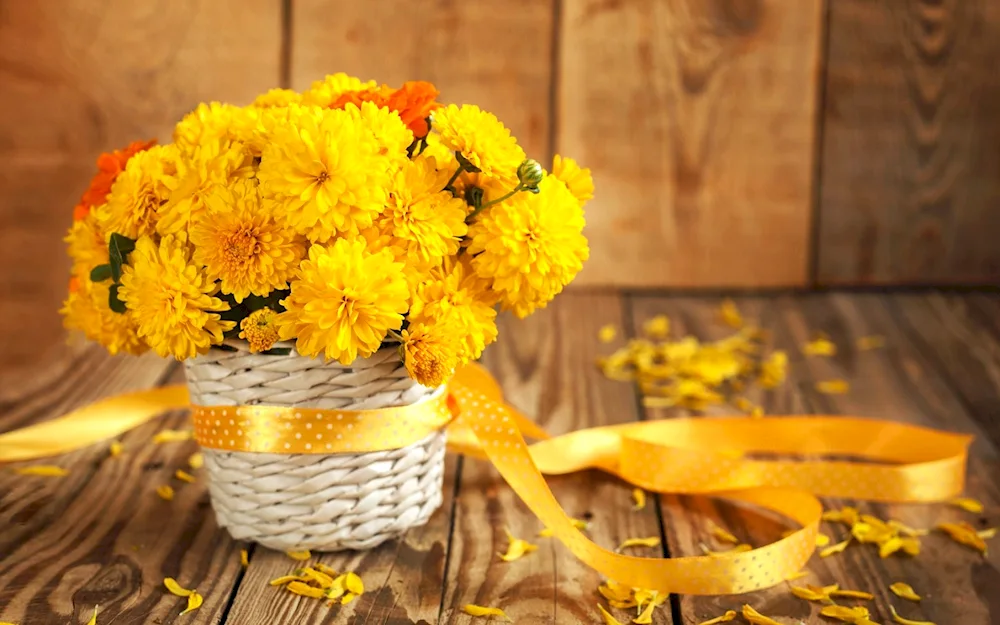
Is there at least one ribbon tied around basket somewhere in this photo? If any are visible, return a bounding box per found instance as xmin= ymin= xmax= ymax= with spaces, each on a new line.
xmin=0 ymin=362 xmax=972 ymax=596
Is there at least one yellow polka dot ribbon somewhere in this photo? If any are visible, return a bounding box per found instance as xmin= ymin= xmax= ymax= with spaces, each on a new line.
xmin=0 ymin=363 xmax=972 ymax=596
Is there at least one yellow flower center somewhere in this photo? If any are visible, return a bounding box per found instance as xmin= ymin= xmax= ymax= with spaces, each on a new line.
xmin=315 ymin=170 xmax=330 ymax=184
xmin=223 ymin=227 xmax=261 ymax=267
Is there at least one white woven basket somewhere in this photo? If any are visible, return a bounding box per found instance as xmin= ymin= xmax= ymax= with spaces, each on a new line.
xmin=183 ymin=339 xmax=446 ymax=552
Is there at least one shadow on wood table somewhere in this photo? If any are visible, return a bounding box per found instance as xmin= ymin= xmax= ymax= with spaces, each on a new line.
xmin=1 ymin=291 xmax=998 ymax=624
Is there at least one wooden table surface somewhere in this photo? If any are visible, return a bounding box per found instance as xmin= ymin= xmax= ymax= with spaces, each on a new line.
xmin=2 ymin=291 xmax=998 ymax=625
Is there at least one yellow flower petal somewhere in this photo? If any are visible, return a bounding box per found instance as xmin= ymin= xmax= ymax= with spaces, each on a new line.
xmin=820 ymin=538 xmax=851 ymax=557
xmin=599 ymin=324 xmax=618 ymax=343
xmin=85 ymin=606 xmax=98 ymax=625
xmin=642 ymin=315 xmax=670 ymax=339
xmin=785 ymin=571 xmax=809 ymax=581
xmin=326 ymin=575 xmax=347 ymax=600
xmin=618 ymin=536 xmax=660 ymax=550
xmin=344 ymin=572 xmax=364 ymax=595
xmin=315 ymin=563 xmax=338 ymax=576
xmin=153 ymin=429 xmax=192 ymax=444
xmin=298 ymin=567 xmax=334 ymax=588
xmin=937 ymin=522 xmax=988 ymax=554
xmin=820 ymin=605 xmax=871 ymax=623
xmin=879 ymin=536 xmax=904 ymax=558
xmin=180 ymin=592 xmax=203 ymax=615
xmin=816 ymin=379 xmax=850 ymax=394
xmin=340 ymin=592 xmax=357 ymax=605
xmin=597 ymin=604 xmax=625 ymax=625
xmin=742 ymin=604 xmax=783 ymax=625
xmin=900 ymin=537 xmax=921 ymax=556
xmin=268 ymin=575 xmax=305 ymax=586
xmin=286 ymin=550 xmax=312 ymax=561
xmin=949 ymin=497 xmax=985 ymax=514
xmin=857 ymin=335 xmax=885 ymax=350
xmin=823 ymin=506 xmax=859 ymax=526
xmin=286 ymin=581 xmax=326 ymax=598
xmin=240 ymin=549 xmax=249 ymax=568
xmin=463 ymin=604 xmax=510 ymax=620
xmin=830 ymin=589 xmax=875 ymax=600
xmin=890 ymin=605 xmax=936 ymax=625
xmin=175 ymin=469 xmax=196 ymax=483
xmin=633 ymin=596 xmax=657 ymax=624
xmin=156 ymin=485 xmax=174 ymax=501
xmin=598 ymin=580 xmax=634 ymax=603
xmin=890 ymin=582 xmax=921 ymax=602
xmin=539 ymin=517 xmax=588 ymax=537
xmin=697 ymin=610 xmax=737 ymax=625
xmin=708 ymin=520 xmax=739 ymax=545
xmin=109 ymin=441 xmax=123 ymax=457
xmin=499 ymin=528 xmax=539 ymax=562
xmin=163 ymin=577 xmax=194 ymax=597
xmin=14 ymin=465 xmax=68 ymax=477
xmin=632 ymin=488 xmax=646 ymax=511
xmin=791 ymin=585 xmax=833 ymax=602
xmin=887 ymin=520 xmax=929 ymax=537
xmin=701 ymin=543 xmax=752 ymax=556
xmin=188 ymin=452 xmax=204 ymax=469
xmin=803 ymin=337 xmax=837 ymax=357
xmin=815 ymin=533 xmax=831 ymax=547
xmin=719 ymin=299 xmax=743 ymax=329
xmin=977 ymin=527 xmax=997 ymax=539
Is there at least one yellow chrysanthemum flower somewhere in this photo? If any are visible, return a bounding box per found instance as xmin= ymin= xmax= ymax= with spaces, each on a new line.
xmin=174 ymin=102 xmax=257 ymax=156
xmin=431 ymin=104 xmax=525 ymax=188
xmin=65 ymin=213 xmax=107 ymax=280
xmin=157 ymin=138 xmax=251 ymax=235
xmin=239 ymin=307 xmax=280 ymax=353
xmin=467 ymin=175 xmax=589 ymax=318
xmin=552 ymin=155 xmax=594 ymax=205
xmin=95 ymin=144 xmax=179 ymax=240
xmin=189 ymin=182 xmax=304 ymax=302
xmin=410 ymin=258 xmax=498 ymax=361
xmin=61 ymin=277 xmax=148 ymax=356
xmin=119 ymin=234 xmax=234 ymax=360
xmin=375 ymin=153 xmax=467 ymax=269
xmin=277 ymin=239 xmax=409 ymax=364
xmin=258 ymin=104 xmax=395 ymax=241
xmin=301 ymin=73 xmax=376 ymax=107
xmin=253 ymin=88 xmax=302 ymax=108
xmin=399 ymin=321 xmax=461 ymax=387
xmin=343 ymin=101 xmax=413 ymax=172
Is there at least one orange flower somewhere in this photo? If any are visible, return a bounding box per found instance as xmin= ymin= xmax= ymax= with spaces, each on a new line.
xmin=332 ymin=81 xmax=440 ymax=137
xmin=75 ymin=139 xmax=157 ymax=220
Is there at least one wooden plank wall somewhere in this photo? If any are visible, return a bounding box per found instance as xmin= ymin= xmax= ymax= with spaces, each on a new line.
xmin=2 ymin=0 xmax=999 ymax=378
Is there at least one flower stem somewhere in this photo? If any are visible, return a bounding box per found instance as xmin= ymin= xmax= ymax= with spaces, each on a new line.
xmin=467 ymin=183 xmax=525 ymax=221
xmin=443 ymin=163 xmax=466 ymax=195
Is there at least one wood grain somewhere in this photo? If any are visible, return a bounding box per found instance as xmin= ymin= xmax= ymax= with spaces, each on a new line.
xmin=291 ymin=0 xmax=555 ymax=159
xmin=817 ymin=0 xmax=1000 ymax=285
xmin=442 ymin=294 xmax=672 ymax=624
xmin=0 ymin=0 xmax=283 ymax=377
xmin=628 ymin=293 xmax=1000 ymax=624
xmin=222 ymin=457 xmax=459 ymax=625
xmin=560 ymin=0 xmax=822 ymax=288
xmin=0 ymin=363 xmax=248 ymax=625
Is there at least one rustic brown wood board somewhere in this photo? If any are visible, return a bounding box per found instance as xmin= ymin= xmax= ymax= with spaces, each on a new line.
xmin=1 ymin=291 xmax=998 ymax=624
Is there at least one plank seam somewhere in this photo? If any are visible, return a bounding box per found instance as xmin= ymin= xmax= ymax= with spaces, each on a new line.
xmin=436 ymin=455 xmax=464 ymax=624
xmin=546 ymin=0 xmax=562 ymax=165
xmin=217 ymin=544 xmax=255 ymax=624
xmin=280 ymin=0 xmax=293 ymax=88
xmin=808 ymin=0 xmax=834 ymax=288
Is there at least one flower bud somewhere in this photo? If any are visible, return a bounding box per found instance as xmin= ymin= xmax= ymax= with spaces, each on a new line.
xmin=517 ymin=159 xmax=544 ymax=188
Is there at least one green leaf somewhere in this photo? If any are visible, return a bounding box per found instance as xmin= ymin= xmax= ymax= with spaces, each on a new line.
xmin=454 ymin=151 xmax=481 ymax=173
xmin=464 ymin=185 xmax=484 ymax=209
xmin=108 ymin=284 xmax=126 ymax=313
xmin=90 ymin=264 xmax=113 ymax=282
xmin=108 ymin=233 xmax=136 ymax=282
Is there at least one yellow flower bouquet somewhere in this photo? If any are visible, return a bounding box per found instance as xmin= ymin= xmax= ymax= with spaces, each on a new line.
xmin=60 ymin=74 xmax=592 ymax=551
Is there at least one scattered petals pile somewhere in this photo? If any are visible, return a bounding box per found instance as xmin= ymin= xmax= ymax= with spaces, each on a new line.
xmin=270 ymin=564 xmax=364 ymax=605
xmin=61 ymin=73 xmax=591 ymax=386
xmin=598 ymin=302 xmax=786 ymax=412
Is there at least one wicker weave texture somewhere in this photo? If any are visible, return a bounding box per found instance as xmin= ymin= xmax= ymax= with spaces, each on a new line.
xmin=184 ymin=340 xmax=446 ymax=552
